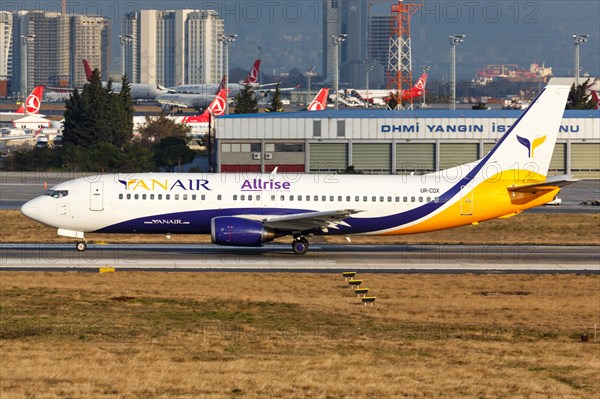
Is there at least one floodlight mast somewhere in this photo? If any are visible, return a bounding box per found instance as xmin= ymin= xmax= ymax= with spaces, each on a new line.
xmin=331 ymin=34 xmax=347 ymax=110
xmin=449 ymin=34 xmax=465 ymax=111
xmin=222 ymin=34 xmax=237 ymax=115
xmin=573 ymin=34 xmax=589 ymax=86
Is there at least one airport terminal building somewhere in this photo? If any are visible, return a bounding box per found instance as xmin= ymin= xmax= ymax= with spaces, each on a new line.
xmin=214 ymin=109 xmax=600 ymax=178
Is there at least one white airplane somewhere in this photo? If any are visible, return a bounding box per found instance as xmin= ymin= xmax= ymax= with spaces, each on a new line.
xmin=155 ymin=60 xmax=262 ymax=109
xmin=21 ymin=78 xmax=574 ymax=255
xmin=0 ymin=86 xmax=46 ymax=128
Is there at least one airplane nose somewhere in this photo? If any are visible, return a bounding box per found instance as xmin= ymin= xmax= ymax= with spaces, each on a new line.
xmin=21 ymin=200 xmax=39 ymax=219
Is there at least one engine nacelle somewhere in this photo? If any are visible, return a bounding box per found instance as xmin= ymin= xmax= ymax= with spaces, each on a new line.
xmin=211 ymin=216 xmax=276 ymax=247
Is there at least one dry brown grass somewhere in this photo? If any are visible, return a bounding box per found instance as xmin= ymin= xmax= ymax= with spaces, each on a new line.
xmin=1 ymin=272 xmax=599 ymax=398
xmin=1 ymin=210 xmax=599 ymax=246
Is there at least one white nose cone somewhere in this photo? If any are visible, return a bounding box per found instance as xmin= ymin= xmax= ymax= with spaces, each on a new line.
xmin=21 ymin=200 xmax=39 ymax=220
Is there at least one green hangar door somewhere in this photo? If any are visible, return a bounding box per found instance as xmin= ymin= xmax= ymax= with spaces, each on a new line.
xmin=439 ymin=143 xmax=479 ymax=169
xmin=309 ymin=143 xmax=348 ymax=172
xmin=352 ymin=143 xmax=392 ymax=174
xmin=396 ymin=143 xmax=435 ymax=174
xmin=571 ymin=143 xmax=600 ymax=178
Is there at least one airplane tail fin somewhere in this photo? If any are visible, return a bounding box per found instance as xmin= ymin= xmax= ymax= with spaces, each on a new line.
xmin=15 ymin=86 xmax=45 ymax=114
xmin=83 ymin=59 xmax=93 ymax=81
xmin=307 ymin=88 xmax=329 ymax=111
xmin=184 ymin=89 xmax=228 ymax=124
xmin=216 ymin=75 xmax=227 ymax=94
xmin=241 ymin=60 xmax=261 ymax=85
xmin=473 ymin=78 xmax=572 ymax=182
xmin=414 ymin=73 xmax=427 ymax=93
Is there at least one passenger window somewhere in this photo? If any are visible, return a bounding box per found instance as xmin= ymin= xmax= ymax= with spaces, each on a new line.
xmin=217 ymin=195 xmax=222 ymax=200
xmin=363 ymin=196 xmax=367 ymax=202
xmin=158 ymin=194 xmax=162 ymax=200
xmin=134 ymin=194 xmax=139 ymax=200
xmin=150 ymin=194 xmax=155 ymax=200
xmin=119 ymin=194 xmax=123 ymax=200
xmin=248 ymin=195 xmax=253 ymax=201
xmin=290 ymin=195 xmax=294 ymax=201
xmin=241 ymin=195 xmax=245 ymax=201
xmin=175 ymin=194 xmax=180 ymax=200
xmin=233 ymin=195 xmax=238 ymax=201
xmin=192 ymin=194 xmax=196 ymax=200
xmin=329 ymin=196 xmax=334 ymax=201
xmin=306 ymin=195 xmax=310 ymax=201
xmin=434 ymin=197 xmax=440 ymax=203
xmin=372 ymin=196 xmax=376 ymax=202
xmin=380 ymin=196 xmax=384 ymax=202
xmin=427 ymin=197 xmax=431 ymax=202
xmin=165 ymin=194 xmax=170 ymax=200
xmin=419 ymin=197 xmax=423 ymax=202
xmin=322 ymin=196 xmax=326 ymax=201
xmin=183 ymin=194 xmax=188 ymax=200
xmin=280 ymin=195 xmax=285 ymax=201
xmin=338 ymin=196 xmax=342 ymax=201
xmin=256 ymin=195 xmax=260 ymax=201
xmin=127 ymin=194 xmax=131 ymax=200
xmin=411 ymin=197 xmax=415 ymax=202
xmin=346 ymin=196 xmax=350 ymax=201
xmin=314 ymin=195 xmax=319 ymax=201
xmin=403 ymin=197 xmax=408 ymax=202
xmin=387 ymin=197 xmax=392 ymax=202
xmin=142 ymin=194 xmax=147 ymax=200
xmin=271 ymin=195 xmax=275 ymax=201
xmin=355 ymin=196 xmax=359 ymax=202
xmin=395 ymin=196 xmax=400 ymax=202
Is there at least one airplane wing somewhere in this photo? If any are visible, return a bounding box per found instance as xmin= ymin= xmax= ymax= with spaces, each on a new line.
xmin=261 ymin=209 xmax=361 ymax=232
xmin=507 ymin=174 xmax=578 ymax=194
xmin=156 ymin=98 xmax=190 ymax=108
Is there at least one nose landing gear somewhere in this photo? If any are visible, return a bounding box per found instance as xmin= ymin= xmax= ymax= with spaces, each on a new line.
xmin=76 ymin=240 xmax=87 ymax=252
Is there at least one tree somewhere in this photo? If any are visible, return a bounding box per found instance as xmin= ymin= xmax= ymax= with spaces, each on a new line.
xmin=566 ymin=79 xmax=598 ymax=110
xmin=153 ymin=137 xmax=196 ymax=172
xmin=266 ymin=82 xmax=283 ymax=112
xmin=234 ymin=85 xmax=258 ymax=114
xmin=138 ymin=112 xmax=191 ymax=145
xmin=62 ymin=67 xmax=134 ymax=149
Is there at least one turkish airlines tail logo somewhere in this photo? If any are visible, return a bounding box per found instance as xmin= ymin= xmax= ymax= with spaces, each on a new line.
xmin=414 ymin=73 xmax=427 ymax=92
xmin=16 ymin=86 xmax=44 ymax=114
xmin=307 ymin=88 xmax=329 ymax=111
xmin=242 ymin=60 xmax=261 ymax=85
xmin=207 ymin=89 xmax=227 ymax=116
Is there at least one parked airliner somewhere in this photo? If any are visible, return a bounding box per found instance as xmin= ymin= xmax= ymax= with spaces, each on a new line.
xmin=21 ymin=78 xmax=574 ymax=255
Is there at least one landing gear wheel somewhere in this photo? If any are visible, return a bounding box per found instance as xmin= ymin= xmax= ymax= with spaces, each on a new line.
xmin=292 ymin=237 xmax=309 ymax=255
xmin=76 ymin=241 xmax=87 ymax=252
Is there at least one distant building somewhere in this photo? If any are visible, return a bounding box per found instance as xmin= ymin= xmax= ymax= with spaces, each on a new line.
xmin=123 ymin=9 xmax=224 ymax=87
xmin=0 ymin=12 xmax=12 ymax=96
xmin=9 ymin=11 xmax=110 ymax=94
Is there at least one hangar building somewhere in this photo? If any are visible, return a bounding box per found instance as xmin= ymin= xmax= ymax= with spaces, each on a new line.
xmin=214 ymin=109 xmax=600 ymax=178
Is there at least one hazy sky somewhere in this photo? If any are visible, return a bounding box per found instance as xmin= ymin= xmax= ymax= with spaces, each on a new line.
xmin=4 ymin=1 xmax=599 ymax=79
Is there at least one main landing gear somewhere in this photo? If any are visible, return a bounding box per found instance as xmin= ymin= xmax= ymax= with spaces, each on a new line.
xmin=292 ymin=236 xmax=309 ymax=255
xmin=76 ymin=240 xmax=87 ymax=252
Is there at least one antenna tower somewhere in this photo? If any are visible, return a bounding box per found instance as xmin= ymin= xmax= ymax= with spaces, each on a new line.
xmin=387 ymin=0 xmax=422 ymax=109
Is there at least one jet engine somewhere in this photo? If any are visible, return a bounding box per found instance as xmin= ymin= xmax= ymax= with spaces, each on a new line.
xmin=211 ymin=217 xmax=277 ymax=247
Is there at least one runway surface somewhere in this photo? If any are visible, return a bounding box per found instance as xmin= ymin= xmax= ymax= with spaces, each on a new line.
xmin=1 ymin=243 xmax=598 ymax=274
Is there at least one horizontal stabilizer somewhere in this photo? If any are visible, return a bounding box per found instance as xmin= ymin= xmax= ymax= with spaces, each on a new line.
xmin=507 ymin=175 xmax=578 ymax=193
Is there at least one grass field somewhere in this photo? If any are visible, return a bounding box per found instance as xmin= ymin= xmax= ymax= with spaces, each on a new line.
xmin=1 ymin=210 xmax=599 ymax=398
xmin=1 ymin=210 xmax=599 ymax=246
xmin=0 ymin=272 xmax=599 ymax=398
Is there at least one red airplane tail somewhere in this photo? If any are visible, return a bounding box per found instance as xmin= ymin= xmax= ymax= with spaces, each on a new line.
xmin=216 ymin=75 xmax=227 ymax=94
xmin=15 ymin=86 xmax=45 ymax=114
xmin=83 ymin=59 xmax=93 ymax=81
xmin=401 ymin=73 xmax=428 ymax=101
xmin=307 ymin=88 xmax=329 ymax=111
xmin=241 ymin=60 xmax=261 ymax=85
xmin=181 ymin=89 xmax=227 ymax=124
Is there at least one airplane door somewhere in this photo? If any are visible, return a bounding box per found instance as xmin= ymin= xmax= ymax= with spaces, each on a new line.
xmin=90 ymin=182 xmax=104 ymax=211
xmin=460 ymin=185 xmax=473 ymax=216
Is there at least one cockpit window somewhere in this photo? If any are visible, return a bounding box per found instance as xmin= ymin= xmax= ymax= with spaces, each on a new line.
xmin=44 ymin=190 xmax=69 ymax=198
